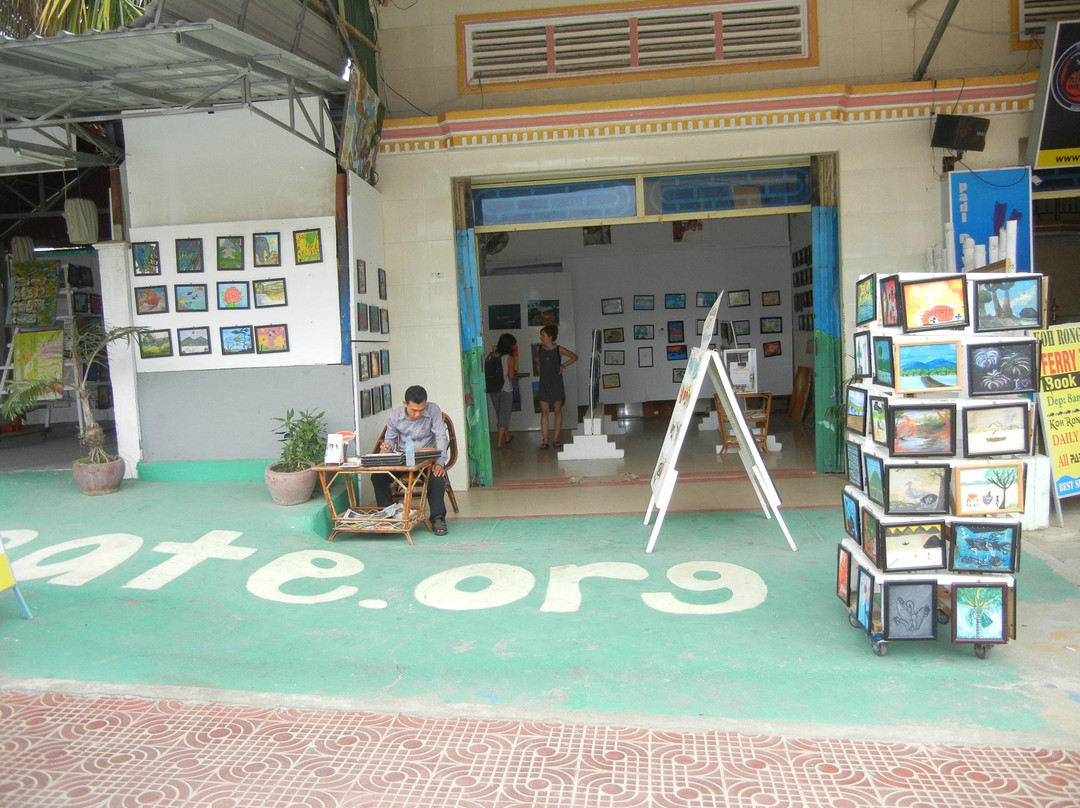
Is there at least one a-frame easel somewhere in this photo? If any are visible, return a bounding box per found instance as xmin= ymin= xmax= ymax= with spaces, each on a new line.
xmin=0 ymin=545 xmax=32 ymax=620
xmin=644 ymin=298 xmax=797 ymax=554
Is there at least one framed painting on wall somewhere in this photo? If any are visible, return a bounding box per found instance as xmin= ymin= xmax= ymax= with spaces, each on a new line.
xmin=638 ymin=346 xmax=653 ymax=367
xmin=132 ymin=241 xmax=161 ymax=276
xmin=733 ymin=320 xmax=750 ymax=336
xmin=177 ymin=326 xmax=211 ymax=356
xmin=696 ymin=292 xmax=718 ymax=307
xmin=601 ymin=297 xmax=623 ymax=315
xmin=253 ymin=278 xmax=288 ymax=308
xmin=356 ymin=259 xmax=367 ymax=294
xmin=293 ymin=228 xmax=322 ymax=264
xmin=728 ymin=290 xmax=750 ymax=307
xmin=860 ymin=506 xmax=880 ymax=564
xmin=667 ymin=320 xmax=684 ymax=342
xmin=665 ymin=293 xmax=686 ymax=309
xmin=253 ymin=232 xmax=280 ymax=267
xmin=882 ymin=580 xmax=938 ymax=641
xmin=899 ymin=275 xmax=968 ymax=332
xmin=138 ymin=329 xmax=172 ymax=359
xmin=760 ymin=317 xmax=783 ymax=334
xmin=380 ymin=350 xmax=391 ymax=375
xmin=673 ymin=368 xmax=685 ymax=383
xmin=174 ymin=284 xmax=208 ymax=313
xmin=217 ymin=281 xmax=250 ymax=310
xmin=216 ymin=236 xmax=244 ymax=270
xmin=853 ymin=330 xmax=872 ymax=377
xmin=666 ymin=344 xmax=687 ymax=361
xmin=951 ymin=520 xmax=1021 ymax=573
xmin=952 ymin=461 xmax=1025 ymax=516
xmin=602 ymin=372 xmax=621 ymax=389
xmin=358 ymin=351 xmax=370 ymax=381
xmin=134 ymin=285 xmax=168 ymax=315
xmin=488 ymin=303 xmax=521 ymax=329
xmin=528 ymin=299 xmax=559 ymax=326
xmin=966 ymin=341 xmax=1038 ymax=396
xmin=369 ymin=304 xmax=380 ymax=332
xmin=255 ymin=324 xmax=289 ymax=354
xmin=633 ymin=325 xmax=654 ymax=340
xmin=763 ymin=341 xmax=782 ymax=357
xmin=378 ymin=267 xmax=387 ymax=300
xmin=175 ymin=238 xmax=204 ymax=274
xmin=604 ymin=350 xmax=625 ymax=365
xmin=380 ymin=308 xmax=390 ymax=334
xmin=633 ymin=295 xmax=654 ymax=310
xmin=603 ymin=327 xmax=624 ymax=344
xmin=761 ymin=290 xmax=781 ymax=307
xmin=220 ymin=326 xmax=254 ymax=355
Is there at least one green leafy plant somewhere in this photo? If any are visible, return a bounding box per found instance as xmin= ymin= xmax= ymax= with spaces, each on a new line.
xmin=270 ymin=408 xmax=327 ymax=472
xmin=823 ymin=369 xmax=861 ymax=473
xmin=1 ymin=321 xmax=147 ymax=465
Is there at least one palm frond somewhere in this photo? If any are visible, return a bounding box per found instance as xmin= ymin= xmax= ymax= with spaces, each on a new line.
xmin=32 ymin=0 xmax=148 ymax=36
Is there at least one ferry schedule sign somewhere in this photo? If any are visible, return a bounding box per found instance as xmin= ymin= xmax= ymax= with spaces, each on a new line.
xmin=1033 ymin=324 xmax=1080 ymax=498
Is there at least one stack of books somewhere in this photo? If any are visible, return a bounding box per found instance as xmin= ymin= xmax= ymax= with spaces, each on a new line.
xmin=359 ymin=453 xmax=405 ymax=467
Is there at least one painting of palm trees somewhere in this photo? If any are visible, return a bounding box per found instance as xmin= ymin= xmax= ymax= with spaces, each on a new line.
xmin=952 ymin=584 xmax=1007 ymax=643
xmin=966 ymin=341 xmax=1037 ymax=396
xmin=973 ymin=277 xmax=1044 ymax=331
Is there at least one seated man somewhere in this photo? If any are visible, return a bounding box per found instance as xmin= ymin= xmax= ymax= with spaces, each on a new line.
xmin=374 ymin=384 xmax=450 ymax=536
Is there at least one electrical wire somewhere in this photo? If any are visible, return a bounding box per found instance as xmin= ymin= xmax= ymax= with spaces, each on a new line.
xmin=382 ymin=79 xmax=434 ymax=117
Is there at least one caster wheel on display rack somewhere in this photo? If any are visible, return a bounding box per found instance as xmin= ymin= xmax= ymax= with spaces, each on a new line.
xmin=872 ymin=641 xmax=887 ymax=657
xmin=974 ymin=644 xmax=990 ymax=659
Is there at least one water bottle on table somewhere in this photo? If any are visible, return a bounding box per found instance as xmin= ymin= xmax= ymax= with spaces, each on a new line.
xmin=405 ymin=435 xmax=415 ymax=466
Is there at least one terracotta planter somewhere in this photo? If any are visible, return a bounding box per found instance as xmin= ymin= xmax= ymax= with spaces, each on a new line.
xmin=72 ymin=457 xmax=125 ymax=496
xmin=265 ymin=463 xmax=318 ymax=506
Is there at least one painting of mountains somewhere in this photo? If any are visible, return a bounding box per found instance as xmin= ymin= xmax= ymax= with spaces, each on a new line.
xmin=893 ymin=340 xmax=961 ymax=394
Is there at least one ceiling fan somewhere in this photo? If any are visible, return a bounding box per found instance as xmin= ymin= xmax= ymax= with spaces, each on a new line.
xmin=481 ymin=231 xmax=509 ymax=255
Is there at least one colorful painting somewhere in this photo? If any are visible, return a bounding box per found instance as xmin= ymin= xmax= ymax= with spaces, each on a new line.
xmin=888 ymin=405 xmax=956 ymax=457
xmin=174 ymin=284 xmax=208 ymax=313
xmin=841 ymin=490 xmax=859 ymax=541
xmin=953 ymin=462 xmax=1025 ymax=515
xmin=845 ymin=440 xmax=863 ymax=489
xmin=855 ymin=568 xmax=874 ymax=634
xmin=175 ymin=238 xmax=204 ymax=273
xmin=883 ymin=581 xmax=937 ymax=641
xmin=138 ymin=329 xmax=173 ymax=359
xmin=217 ymin=282 xmax=250 ymax=310
xmin=899 ymin=276 xmax=968 ymax=332
xmin=863 ymin=453 xmax=885 ymax=505
xmin=952 ymin=584 xmax=1008 ymax=644
xmin=760 ymin=317 xmax=783 ymax=334
xmin=667 ymin=320 xmax=685 ymax=342
xmin=762 ymin=290 xmax=781 ymax=307
xmin=9 ymin=260 xmax=59 ymax=327
xmin=356 ymin=259 xmax=367 ymax=294
xmin=893 ymin=340 xmax=961 ymax=394
xmin=293 ymin=228 xmax=322 ymax=264
xmin=604 ymin=350 xmax=625 ymax=365
xmin=869 ymin=396 xmax=888 ymax=445
xmin=633 ymin=325 xmax=654 ymax=340
xmin=972 ymin=276 xmax=1044 ymax=332
xmin=253 ymin=232 xmax=280 ymax=267
xmin=855 ymin=274 xmax=876 ymax=324
xmin=873 ymin=336 xmax=894 ymax=387
xmin=836 ymin=545 xmax=853 ymax=606
xmin=880 ymin=521 xmax=946 ymax=572
xmin=633 ymin=295 xmax=654 ymax=310
xmin=601 ymin=372 xmax=621 ymax=389
xmin=220 ymin=326 xmax=254 ymax=355
xmin=733 ymin=320 xmax=750 ymax=336
xmin=665 ymin=293 xmax=686 ymax=309
xmin=602 ymin=297 xmax=623 ymax=315
xmin=134 ymin=285 xmax=168 ymax=315
xmin=963 ymin=403 xmax=1030 ymax=457
xmin=951 ymin=521 xmax=1021 ymax=573
xmin=879 ymin=275 xmax=899 ymax=327
xmin=369 ymin=304 xmax=380 ymax=333
xmin=853 ymin=330 xmax=871 ymax=377
xmin=132 ymin=242 xmax=161 ymax=276
xmin=177 ymin=327 xmax=211 ymax=356
xmin=253 ymin=279 xmax=287 ymax=308
xmin=697 ymin=292 xmax=718 ymax=307
xmin=883 ymin=464 xmax=949 ymax=514
xmin=845 ymin=386 xmax=867 ymax=434
xmin=528 ymin=299 xmax=559 ymax=326
xmin=762 ymin=341 xmax=782 ymax=357
xmin=666 ymin=344 xmax=688 ymax=361
xmin=860 ymin=507 xmax=880 ymax=563
xmin=216 ymin=236 xmax=244 ymax=270
xmin=255 ymin=324 xmax=289 ymax=354
xmin=966 ymin=341 xmax=1037 ymax=396
xmin=378 ymin=267 xmax=387 ymax=300
xmin=12 ymin=329 xmax=63 ymax=399
xmin=728 ymin=290 xmax=750 ymax=307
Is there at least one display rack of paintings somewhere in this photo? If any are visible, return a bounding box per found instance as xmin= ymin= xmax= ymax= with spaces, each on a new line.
xmin=836 ymin=271 xmax=1039 ymax=658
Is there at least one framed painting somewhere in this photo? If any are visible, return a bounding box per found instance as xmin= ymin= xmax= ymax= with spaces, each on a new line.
xmin=255 ymin=324 xmax=289 ymax=354
xmin=872 ymin=336 xmax=894 ymax=387
xmin=962 ymin=402 xmax=1030 ymax=457
xmin=134 ymin=285 xmax=168 ymax=315
xmin=869 ymin=396 xmax=888 ymax=446
xmin=132 ymin=241 xmax=161 ymax=276
xmin=216 ymin=236 xmax=244 ymax=270
xmin=217 ymin=281 xmax=250 ymax=310
xmin=845 ymin=440 xmax=863 ymax=490
xmin=601 ymin=297 xmax=623 ymax=315
xmin=177 ymin=326 xmax=211 ymax=356
xmin=951 ymin=584 xmax=1009 ymax=645
xmin=220 ymin=326 xmax=254 ymax=355
xmin=762 ymin=341 xmax=782 ymax=357
xmin=360 ymin=388 xmax=371 ymax=417
xmin=953 ymin=461 xmax=1025 ymax=516
xmin=853 ymin=330 xmax=872 ymax=377
xmin=638 ymin=346 xmax=653 ymax=367
xmin=488 ymin=303 xmax=521 ymax=330
xmin=887 ymin=404 xmax=956 ymax=457
xmin=855 ymin=274 xmax=876 ymax=325
xmin=841 ymin=489 xmax=860 ymax=542
xmin=603 ymin=327 xmax=624 ymax=344
xmin=528 ymin=299 xmax=559 ymax=326
xmin=860 ymin=506 xmax=880 ymax=564
xmin=252 ymin=232 xmax=280 ymax=267
xmin=356 ymin=259 xmax=367 ymax=294
xmin=696 ymin=292 xmax=718 ymax=307
xmin=667 ymin=344 xmax=688 ymax=361
xmin=175 ymin=238 xmax=204 ymax=274
xmin=883 ymin=464 xmax=949 ymax=514
xmin=665 ymin=293 xmax=686 ymax=309
xmin=972 ymin=276 xmax=1045 ymax=332
xmin=761 ymin=290 xmax=781 ymax=307
xmin=370 ymin=350 xmax=380 ymax=378
xmin=673 ymin=368 xmax=685 ymax=383
xmin=293 ymin=228 xmax=322 ymax=264
xmin=633 ymin=294 xmax=654 ymax=310
xmin=602 ymin=372 xmax=621 ymax=389
xmin=882 ymin=581 xmax=938 ymax=641
xmin=951 ymin=521 xmax=1021 ymax=573
xmin=966 ymin=341 xmax=1038 ymax=396
xmin=380 ymin=308 xmax=389 ymax=334
xmin=879 ymin=521 xmax=946 ymax=572
xmin=733 ymin=320 xmax=751 ymax=336
xmin=174 ymin=284 xmax=208 ymax=313
xmin=863 ymin=452 xmax=885 ymax=506
xmin=253 ymin=278 xmax=288 ymax=308
xmin=855 ymin=567 xmax=875 ymax=635
xmin=899 ymin=275 xmax=968 ymax=332
xmin=380 ymin=349 xmax=390 ymax=374
xmin=369 ymin=304 xmax=380 ymax=332
xmin=728 ymin=290 xmax=750 ymax=307
xmin=378 ymin=267 xmax=387 ymax=300
xmin=372 ymin=385 xmax=383 ymax=413
xmin=878 ymin=274 xmax=899 ymax=327
xmin=667 ymin=320 xmax=685 ymax=342
xmin=760 ymin=317 xmax=782 ymax=334
xmin=358 ymin=351 xmax=370 ymax=381
xmin=893 ymin=340 xmax=961 ymax=395
xmin=836 ymin=545 xmax=854 ymax=607
xmin=383 ymin=383 xmax=391 ymax=408
xmin=604 ymin=349 xmax=625 ymax=365
xmin=138 ymin=329 xmax=172 ymax=359
xmin=845 ymin=385 xmax=867 ymax=434
xmin=633 ymin=324 xmax=654 ymax=340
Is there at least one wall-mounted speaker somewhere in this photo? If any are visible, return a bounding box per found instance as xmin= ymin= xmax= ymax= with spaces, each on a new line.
xmin=931 ymin=114 xmax=990 ymax=152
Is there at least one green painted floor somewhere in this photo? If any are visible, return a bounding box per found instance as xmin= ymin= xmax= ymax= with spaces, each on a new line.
xmin=2 ymin=471 xmax=1078 ymax=743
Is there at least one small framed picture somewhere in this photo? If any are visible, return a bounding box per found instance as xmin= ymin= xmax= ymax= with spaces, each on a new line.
xmin=855 ymin=274 xmax=877 ymax=325
xmin=845 ymin=440 xmax=863 ymax=489
xmin=893 ymin=340 xmax=961 ymax=395
xmin=966 ymin=341 xmax=1038 ymax=396
xmin=860 ymin=507 xmax=880 ymax=564
xmin=293 ymin=228 xmax=322 ymax=264
xmin=665 ymin=293 xmax=686 ymax=309
xmin=667 ymin=320 xmax=685 ymax=342
xmin=382 ymin=383 xmax=391 ymax=407
xmin=380 ymin=349 xmax=390 ymax=375
xmin=899 ymin=276 xmax=969 ymax=333
xmin=853 ymin=330 xmax=872 ymax=377
xmin=370 ymin=350 xmax=380 ymax=378
xmin=369 ymin=304 xmax=380 ymax=332
xmin=253 ymin=232 xmax=280 ymax=267
xmin=638 ymin=346 xmax=653 ymax=367
xmin=888 ymin=404 xmax=956 ymax=457
xmin=633 ymin=295 xmax=654 ymax=310
xmin=972 ymin=276 xmax=1045 ymax=332
xmin=177 ymin=326 xmax=211 ymax=356
xmin=356 ymin=303 xmax=368 ymax=332
xmin=583 ymin=225 xmax=611 ymax=246
xmin=878 ymin=274 xmax=899 ymax=327
xmin=217 ymin=281 xmax=250 ymax=310
xmin=358 ymin=351 xmax=371 ymax=381
xmin=255 ymin=324 xmax=289 ymax=354
xmin=378 ymin=267 xmax=387 ymax=300
xmin=360 ymin=388 xmax=371 ymax=417
xmin=604 ymin=349 xmax=625 ymax=365
xmin=872 ymin=336 xmax=894 ymax=387
xmin=380 ymin=308 xmax=390 ymax=334
xmin=253 ymin=278 xmax=288 ymax=308
xmin=760 ymin=317 xmax=783 ymax=334
xmin=855 ymin=567 xmax=875 ymax=634
xmin=953 ymin=461 xmax=1025 ymax=516
xmin=673 ymin=368 xmax=685 ymax=383
xmin=633 ymin=324 xmax=654 ymax=340
xmin=175 ymin=238 xmax=204 ymax=273
xmin=879 ymin=521 xmax=946 ymax=572
xmin=863 ymin=452 xmax=885 ymax=505
xmin=602 ymin=372 xmax=621 ymax=389
xmin=603 ymin=327 xmax=625 ymax=344
xmin=696 ymin=291 xmax=718 ymax=307
xmin=836 ymin=545 xmax=854 ymax=607
xmin=841 ymin=489 xmax=860 ymax=542
xmin=882 ymin=580 xmax=938 ymax=641
xmin=138 ymin=329 xmax=172 ymax=359
xmin=761 ymin=290 xmax=781 ymax=307
xmin=845 ymin=385 xmax=868 ymax=434
xmin=883 ymin=464 xmax=950 ymax=515
xmin=220 ymin=326 xmax=254 ymax=355
xmin=174 ymin=284 xmax=208 ymax=313
xmin=132 ymin=241 xmax=161 ymax=276
xmin=952 ymin=584 xmax=1009 ymax=645
xmin=216 ymin=236 xmax=244 ymax=270
xmin=869 ymin=396 xmax=888 ymax=446
xmin=356 ymin=259 xmax=367 ymax=294
xmin=667 ymin=344 xmax=688 ymax=361
xmin=601 ymin=297 xmax=623 ymax=315
xmin=733 ymin=319 xmax=750 ymax=336
xmin=963 ymin=402 xmax=1030 ymax=457
xmin=134 ymin=285 xmax=168 ymax=315
xmin=762 ymin=340 xmax=782 ymax=357
xmin=488 ymin=303 xmax=521 ymax=330
xmin=728 ymin=290 xmax=750 ymax=307
xmin=951 ymin=520 xmax=1021 ymax=573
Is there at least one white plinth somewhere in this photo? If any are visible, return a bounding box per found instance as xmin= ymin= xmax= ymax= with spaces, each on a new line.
xmin=698 ymin=411 xmax=720 ymax=431
xmin=558 ymin=434 xmax=624 ymax=459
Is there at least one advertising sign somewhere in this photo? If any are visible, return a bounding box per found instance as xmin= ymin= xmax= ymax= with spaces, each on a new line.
xmin=1028 ymin=20 xmax=1080 ymax=170
xmin=1032 ymin=324 xmax=1080 ymax=498
xmin=948 ymin=167 xmax=1033 ymax=273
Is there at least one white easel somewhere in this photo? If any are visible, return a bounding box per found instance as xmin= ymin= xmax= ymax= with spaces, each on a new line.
xmin=644 ymin=298 xmax=797 ymax=554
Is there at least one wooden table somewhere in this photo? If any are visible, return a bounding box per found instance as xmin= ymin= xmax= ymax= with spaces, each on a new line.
xmin=312 ymin=459 xmax=434 ymax=544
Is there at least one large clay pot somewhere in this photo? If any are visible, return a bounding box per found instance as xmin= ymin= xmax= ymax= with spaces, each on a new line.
xmin=73 ymin=457 xmax=125 ymax=496
xmin=265 ymin=463 xmax=318 ymax=506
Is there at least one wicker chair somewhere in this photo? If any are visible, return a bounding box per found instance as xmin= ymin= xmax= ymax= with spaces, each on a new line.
xmin=372 ymin=411 xmax=459 ymax=513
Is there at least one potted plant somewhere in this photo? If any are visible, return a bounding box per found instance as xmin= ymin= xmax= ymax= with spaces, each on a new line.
xmin=0 ymin=320 xmax=147 ymax=495
xmin=265 ymin=408 xmax=327 ymax=505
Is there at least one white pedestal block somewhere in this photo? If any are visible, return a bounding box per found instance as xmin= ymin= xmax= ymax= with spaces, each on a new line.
xmin=558 ymin=434 xmax=624 ymax=459
xmin=698 ymin=411 xmax=720 ymax=431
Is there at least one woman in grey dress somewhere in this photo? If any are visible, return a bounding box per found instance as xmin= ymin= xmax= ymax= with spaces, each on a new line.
xmin=488 ymin=333 xmax=518 ymax=449
xmin=536 ymin=325 xmax=577 ymax=448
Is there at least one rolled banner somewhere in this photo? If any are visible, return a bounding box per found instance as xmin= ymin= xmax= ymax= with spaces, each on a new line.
xmin=1006 ymin=219 xmax=1018 ymax=270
